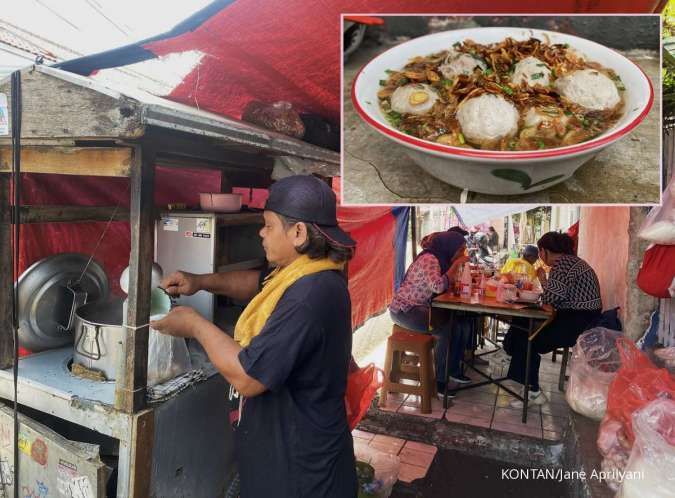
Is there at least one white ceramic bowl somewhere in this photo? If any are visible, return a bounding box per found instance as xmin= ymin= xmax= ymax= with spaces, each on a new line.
xmin=351 ymin=27 xmax=654 ymax=195
xmin=519 ymin=289 xmax=542 ymax=302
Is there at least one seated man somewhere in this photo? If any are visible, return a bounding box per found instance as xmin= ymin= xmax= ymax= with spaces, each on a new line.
xmin=500 ymin=245 xmax=539 ymax=280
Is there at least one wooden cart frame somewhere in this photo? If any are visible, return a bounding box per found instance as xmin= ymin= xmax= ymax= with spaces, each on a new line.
xmin=0 ymin=64 xmax=339 ymax=497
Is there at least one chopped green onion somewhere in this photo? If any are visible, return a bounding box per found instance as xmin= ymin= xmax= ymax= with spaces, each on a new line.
xmin=484 ymin=68 xmax=494 ymax=76
xmin=453 ymin=41 xmax=461 ymax=48
xmin=508 ymin=140 xmax=517 ymax=150
xmin=385 ymin=69 xmax=395 ymax=74
xmin=531 ymin=72 xmax=545 ymax=80
xmin=551 ymin=68 xmax=557 ymax=78
xmin=386 ymin=111 xmax=402 ymax=127
xmin=379 ymin=79 xmax=388 ymax=86
xmin=536 ymin=63 xmax=548 ymax=68
xmin=499 ymin=84 xmax=514 ymax=95
xmin=611 ymin=74 xmax=626 ymax=91
xmin=564 ymin=110 xmax=573 ymax=116
xmin=563 ymin=43 xmax=570 ymax=48
xmin=582 ymin=118 xmax=591 ymax=129
xmin=537 ymin=140 xmax=546 ymax=149
xmin=396 ymin=77 xmax=409 ymax=86
xmin=442 ymin=78 xmax=453 ymax=87
xmin=458 ymin=132 xmax=466 ymax=145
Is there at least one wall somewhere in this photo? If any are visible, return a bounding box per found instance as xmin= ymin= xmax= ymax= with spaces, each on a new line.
xmin=578 ymin=207 xmax=657 ymax=340
xmin=578 ymin=207 xmax=631 ymax=315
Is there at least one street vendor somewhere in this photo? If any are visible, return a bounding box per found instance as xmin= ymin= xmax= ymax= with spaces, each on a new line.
xmin=500 ymin=244 xmax=539 ymax=281
xmin=504 ymin=232 xmax=602 ymax=408
xmin=151 ymin=175 xmax=358 ymax=498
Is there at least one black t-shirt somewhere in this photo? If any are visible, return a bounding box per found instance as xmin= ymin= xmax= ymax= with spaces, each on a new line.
xmin=236 ymin=269 xmax=357 ymax=498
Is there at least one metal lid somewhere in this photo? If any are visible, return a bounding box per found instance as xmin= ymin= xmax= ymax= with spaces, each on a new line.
xmin=17 ymin=253 xmax=109 ymax=351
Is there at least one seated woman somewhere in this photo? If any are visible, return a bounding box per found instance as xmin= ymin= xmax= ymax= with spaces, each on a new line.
xmin=389 ymin=231 xmax=471 ymax=394
xmin=504 ymin=232 xmax=602 ymax=407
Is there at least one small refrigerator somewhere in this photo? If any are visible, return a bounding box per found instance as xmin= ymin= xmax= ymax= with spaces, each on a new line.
xmin=155 ymin=211 xmax=266 ymax=321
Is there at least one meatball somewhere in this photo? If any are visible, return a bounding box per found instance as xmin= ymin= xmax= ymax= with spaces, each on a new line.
xmin=554 ymin=69 xmax=621 ymax=111
xmin=390 ymin=84 xmax=439 ymax=115
xmin=439 ymin=53 xmax=487 ymax=80
xmin=456 ymin=94 xmax=519 ymax=148
xmin=512 ymin=57 xmax=552 ymax=87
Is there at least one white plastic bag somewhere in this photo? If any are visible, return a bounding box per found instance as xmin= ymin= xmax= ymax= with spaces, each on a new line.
xmin=354 ymin=443 xmax=400 ymax=498
xmin=147 ymin=314 xmax=192 ymax=386
xmin=566 ymin=328 xmax=622 ymax=420
xmin=638 ymin=175 xmax=675 ymax=245
xmin=618 ymin=398 xmax=675 ymax=498
xmin=597 ymin=418 xmax=631 ymax=492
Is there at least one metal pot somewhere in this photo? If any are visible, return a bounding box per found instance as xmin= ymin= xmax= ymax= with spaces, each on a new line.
xmin=73 ymin=299 xmax=125 ymax=380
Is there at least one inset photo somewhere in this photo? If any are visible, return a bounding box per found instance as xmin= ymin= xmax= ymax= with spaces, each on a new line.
xmin=343 ymin=15 xmax=661 ymax=204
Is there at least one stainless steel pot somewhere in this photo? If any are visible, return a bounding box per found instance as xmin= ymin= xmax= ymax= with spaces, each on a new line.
xmin=73 ymin=299 xmax=125 ymax=380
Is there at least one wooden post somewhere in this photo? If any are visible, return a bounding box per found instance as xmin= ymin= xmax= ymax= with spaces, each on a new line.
xmin=0 ymin=173 xmax=13 ymax=369
xmin=115 ymin=146 xmax=155 ymax=413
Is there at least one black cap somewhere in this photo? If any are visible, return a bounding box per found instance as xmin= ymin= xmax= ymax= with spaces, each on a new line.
xmin=265 ymin=175 xmax=356 ymax=248
xmin=523 ymin=245 xmax=539 ymax=258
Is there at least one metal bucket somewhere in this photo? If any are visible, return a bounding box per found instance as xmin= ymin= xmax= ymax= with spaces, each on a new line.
xmin=73 ymin=299 xmax=125 ymax=380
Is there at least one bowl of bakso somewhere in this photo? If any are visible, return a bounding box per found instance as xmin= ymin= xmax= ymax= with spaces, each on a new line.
xmin=351 ymin=27 xmax=653 ymax=195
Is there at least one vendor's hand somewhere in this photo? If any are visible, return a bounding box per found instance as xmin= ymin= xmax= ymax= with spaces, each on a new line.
xmin=536 ymin=267 xmax=547 ymax=283
xmin=161 ymin=271 xmax=202 ymax=296
xmin=150 ymin=306 xmax=204 ymax=339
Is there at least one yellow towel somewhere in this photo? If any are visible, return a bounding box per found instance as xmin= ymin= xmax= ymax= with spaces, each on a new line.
xmin=234 ymin=254 xmax=344 ymax=347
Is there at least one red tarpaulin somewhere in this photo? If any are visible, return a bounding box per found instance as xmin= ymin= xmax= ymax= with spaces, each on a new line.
xmin=143 ymin=0 xmax=664 ymax=124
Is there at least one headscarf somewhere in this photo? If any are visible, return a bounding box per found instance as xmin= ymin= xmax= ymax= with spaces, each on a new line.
xmin=418 ymin=231 xmax=466 ymax=274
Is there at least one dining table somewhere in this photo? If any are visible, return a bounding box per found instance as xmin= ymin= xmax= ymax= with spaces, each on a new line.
xmin=432 ymin=292 xmax=554 ymax=423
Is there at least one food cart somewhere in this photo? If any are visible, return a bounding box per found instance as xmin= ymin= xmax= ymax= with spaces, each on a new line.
xmin=0 ymin=64 xmax=339 ymax=497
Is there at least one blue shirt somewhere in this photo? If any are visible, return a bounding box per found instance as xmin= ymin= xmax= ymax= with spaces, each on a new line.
xmin=236 ymin=269 xmax=357 ymax=498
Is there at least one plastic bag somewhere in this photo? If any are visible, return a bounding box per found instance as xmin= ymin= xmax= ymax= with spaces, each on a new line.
xmin=346 ymin=363 xmax=384 ymax=431
xmin=566 ymin=328 xmax=622 ymax=420
xmin=148 ymin=314 xmax=192 ymax=386
xmin=605 ymin=337 xmax=675 ymax=443
xmin=354 ymin=444 xmax=400 ymax=498
xmin=617 ymin=399 xmax=675 ymax=498
xmin=597 ymin=418 xmax=631 ymax=492
xmin=638 ymin=175 xmax=675 ymax=244
xmin=241 ymin=100 xmax=305 ymax=138
xmin=637 ymin=245 xmax=675 ymax=298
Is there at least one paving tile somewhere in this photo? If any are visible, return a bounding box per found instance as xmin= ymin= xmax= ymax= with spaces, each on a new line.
xmin=403 ymin=441 xmax=438 ymax=456
xmin=370 ymin=434 xmax=406 ymax=455
xmin=445 ymin=410 xmax=492 ymax=428
xmin=493 ymin=407 xmax=542 ymax=428
xmin=470 ymin=383 xmax=500 ymax=394
xmin=491 ymin=421 xmax=543 ymax=439
xmin=378 ymin=397 xmax=404 ymax=413
xmin=398 ymin=462 xmax=429 ymax=483
xmin=397 ymin=404 xmax=445 ymax=420
xmin=352 ymin=429 xmax=375 ymax=441
xmin=541 ymin=402 xmax=571 ymax=417
xmin=403 ymin=395 xmax=444 ymax=410
xmin=452 ymin=390 xmax=497 ymax=406
xmin=353 ymin=438 xmax=371 ymax=456
xmin=446 ymin=400 xmax=495 ymax=419
xmin=398 ymin=447 xmax=436 ymax=469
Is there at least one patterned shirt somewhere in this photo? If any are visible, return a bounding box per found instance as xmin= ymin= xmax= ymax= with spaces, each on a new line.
xmin=390 ymin=253 xmax=449 ymax=313
xmin=542 ymin=254 xmax=602 ymax=311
